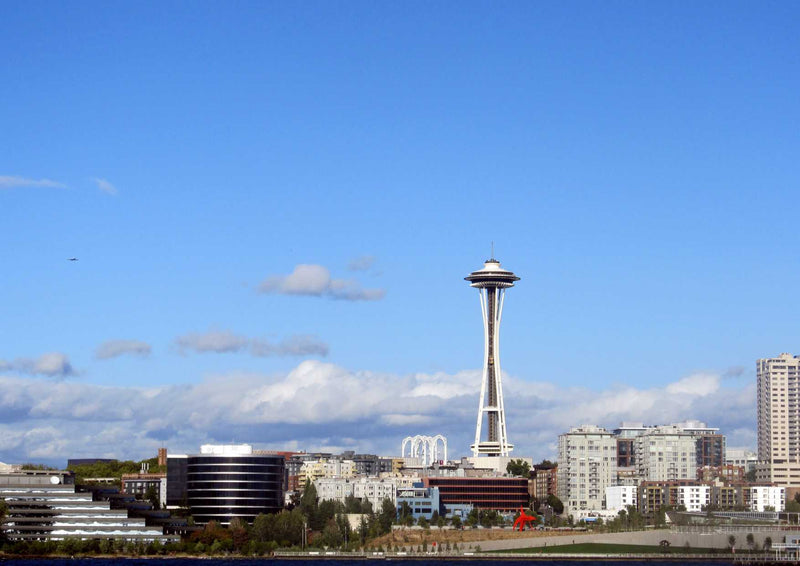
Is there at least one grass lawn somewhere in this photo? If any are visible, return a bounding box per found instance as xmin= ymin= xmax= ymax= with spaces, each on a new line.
xmin=490 ymin=542 xmax=722 ymax=555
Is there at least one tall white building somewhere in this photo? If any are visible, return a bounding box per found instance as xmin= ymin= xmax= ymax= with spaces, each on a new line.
xmin=636 ymin=425 xmax=697 ymax=481
xmin=557 ymin=425 xmax=618 ymax=514
xmin=756 ymin=353 xmax=800 ymax=486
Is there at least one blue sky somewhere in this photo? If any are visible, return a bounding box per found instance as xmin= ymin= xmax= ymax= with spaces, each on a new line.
xmin=1 ymin=2 xmax=798 ymax=465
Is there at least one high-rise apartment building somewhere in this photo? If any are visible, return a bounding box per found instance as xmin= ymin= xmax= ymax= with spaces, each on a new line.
xmin=557 ymin=425 xmax=618 ymax=513
xmin=635 ymin=425 xmax=700 ymax=481
xmin=757 ymin=353 xmax=800 ymax=486
xmin=609 ymin=421 xmax=724 ymax=485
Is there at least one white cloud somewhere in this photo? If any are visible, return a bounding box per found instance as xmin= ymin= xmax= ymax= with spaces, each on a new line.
xmin=251 ymin=335 xmax=329 ymax=357
xmin=93 ymin=177 xmax=118 ymax=195
xmin=174 ymin=330 xmax=249 ymax=354
xmin=347 ymin=255 xmax=376 ymax=272
xmin=96 ymin=340 xmax=151 ymax=360
xmin=0 ymin=352 xmax=74 ymax=378
xmin=666 ymin=373 xmax=719 ymax=396
xmin=259 ymin=264 xmax=385 ymax=301
xmin=174 ymin=329 xmax=328 ymax=358
xmin=0 ymin=175 xmax=66 ymax=189
xmin=0 ymin=361 xmax=757 ymax=466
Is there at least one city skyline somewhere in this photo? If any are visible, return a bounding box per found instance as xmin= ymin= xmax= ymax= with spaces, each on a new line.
xmin=2 ymin=2 xmax=799 ymax=464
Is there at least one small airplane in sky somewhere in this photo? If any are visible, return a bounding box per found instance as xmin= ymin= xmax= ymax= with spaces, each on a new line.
xmin=67 ymin=257 xmax=78 ymax=261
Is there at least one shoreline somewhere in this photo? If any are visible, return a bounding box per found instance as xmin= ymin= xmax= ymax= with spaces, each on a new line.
xmin=0 ymin=551 xmax=742 ymax=562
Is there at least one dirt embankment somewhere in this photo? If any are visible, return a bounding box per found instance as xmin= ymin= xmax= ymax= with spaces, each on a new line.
xmin=370 ymin=527 xmax=575 ymax=549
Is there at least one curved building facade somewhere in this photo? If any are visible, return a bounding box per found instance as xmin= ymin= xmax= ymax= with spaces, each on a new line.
xmin=185 ymin=445 xmax=284 ymax=525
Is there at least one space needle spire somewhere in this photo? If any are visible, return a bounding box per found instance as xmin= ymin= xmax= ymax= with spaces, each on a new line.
xmin=465 ymin=254 xmax=520 ymax=457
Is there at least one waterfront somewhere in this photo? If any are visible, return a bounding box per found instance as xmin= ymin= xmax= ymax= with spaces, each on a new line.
xmin=0 ymin=560 xmax=738 ymax=566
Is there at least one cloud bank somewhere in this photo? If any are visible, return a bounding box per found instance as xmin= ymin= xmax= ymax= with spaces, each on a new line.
xmin=0 ymin=175 xmax=66 ymax=189
xmin=259 ymin=264 xmax=385 ymax=301
xmin=174 ymin=329 xmax=329 ymax=357
xmin=0 ymin=361 xmax=756 ymax=466
xmin=0 ymin=352 xmax=74 ymax=377
xmin=95 ymin=340 xmax=152 ymax=360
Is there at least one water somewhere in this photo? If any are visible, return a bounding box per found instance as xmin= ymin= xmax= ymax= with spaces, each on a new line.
xmin=0 ymin=559 xmax=737 ymax=566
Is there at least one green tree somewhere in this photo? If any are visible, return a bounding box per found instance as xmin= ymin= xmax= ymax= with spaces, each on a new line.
xmin=746 ymin=533 xmax=755 ymax=551
xmin=655 ymin=505 xmax=670 ymax=528
xmin=300 ymin=480 xmax=318 ymax=515
xmin=20 ymin=463 xmax=58 ymax=471
xmin=378 ymin=497 xmax=396 ymax=534
xmin=546 ymin=494 xmax=564 ymax=515
xmin=315 ymin=499 xmax=343 ymax=531
xmin=252 ymin=513 xmax=275 ymax=543
xmin=398 ymin=501 xmax=413 ymax=522
xmin=728 ymin=535 xmax=736 ymax=551
xmin=144 ymin=485 xmax=160 ymax=509
xmin=274 ymin=508 xmax=305 ymax=546
xmin=745 ymin=468 xmax=757 ymax=483
xmin=451 ymin=515 xmax=462 ymax=529
xmin=336 ymin=513 xmax=351 ymax=548
xmin=0 ymin=497 xmax=8 ymax=540
xmin=506 ymin=459 xmax=531 ymax=477
xmin=358 ymin=515 xmax=368 ymax=546
xmin=317 ymin=517 xmax=343 ymax=548
xmin=344 ymin=494 xmax=361 ymax=514
xmin=764 ymin=536 xmax=773 ymax=551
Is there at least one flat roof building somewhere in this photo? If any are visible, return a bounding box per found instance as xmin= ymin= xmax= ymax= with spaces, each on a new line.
xmin=757 ymin=354 xmax=800 ymax=487
xmin=167 ymin=444 xmax=284 ymax=526
xmin=423 ymin=476 xmax=528 ymax=511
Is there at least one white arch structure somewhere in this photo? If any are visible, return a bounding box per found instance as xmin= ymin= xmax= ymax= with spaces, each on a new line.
xmin=401 ymin=435 xmax=448 ymax=466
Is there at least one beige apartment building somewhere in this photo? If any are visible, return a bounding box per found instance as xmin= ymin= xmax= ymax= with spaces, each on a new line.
xmin=635 ymin=425 xmax=698 ymax=481
xmin=557 ymin=425 xmax=618 ymax=514
xmin=757 ymin=353 xmax=800 ymax=487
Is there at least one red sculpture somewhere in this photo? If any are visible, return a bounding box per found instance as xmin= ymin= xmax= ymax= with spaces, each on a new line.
xmin=512 ymin=506 xmax=537 ymax=531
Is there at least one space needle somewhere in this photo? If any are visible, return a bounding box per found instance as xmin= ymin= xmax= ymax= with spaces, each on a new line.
xmin=465 ymin=253 xmax=520 ymax=458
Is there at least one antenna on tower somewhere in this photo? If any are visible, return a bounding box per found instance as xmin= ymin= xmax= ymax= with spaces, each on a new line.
xmin=491 ymin=241 xmax=494 ymax=260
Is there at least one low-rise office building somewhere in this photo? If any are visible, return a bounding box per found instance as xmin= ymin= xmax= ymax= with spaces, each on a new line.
xmin=423 ymin=476 xmax=528 ymax=511
xmin=0 ymin=467 xmax=176 ymax=542
xmin=396 ymin=484 xmax=441 ymax=520
xmin=121 ymin=473 xmax=166 ymax=507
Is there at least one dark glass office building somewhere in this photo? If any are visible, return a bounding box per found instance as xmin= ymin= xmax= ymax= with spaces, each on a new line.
xmin=423 ymin=477 xmax=529 ymax=511
xmin=169 ymin=446 xmax=284 ymax=525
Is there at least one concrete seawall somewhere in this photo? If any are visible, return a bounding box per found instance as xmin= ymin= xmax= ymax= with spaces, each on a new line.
xmin=473 ymin=529 xmax=787 ymax=552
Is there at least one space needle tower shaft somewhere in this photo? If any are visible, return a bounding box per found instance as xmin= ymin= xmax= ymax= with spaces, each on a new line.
xmin=465 ymin=255 xmax=519 ymax=457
